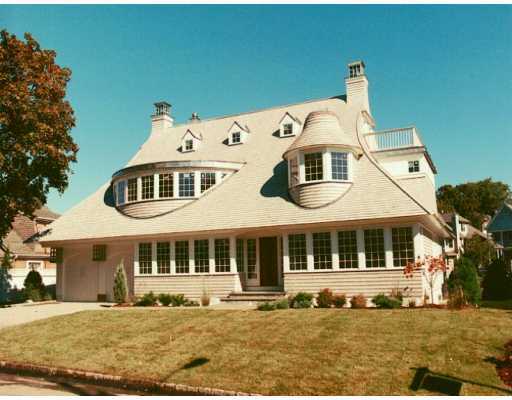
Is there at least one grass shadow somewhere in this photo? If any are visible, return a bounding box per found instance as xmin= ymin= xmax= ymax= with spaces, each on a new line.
xmin=182 ymin=357 xmax=209 ymax=370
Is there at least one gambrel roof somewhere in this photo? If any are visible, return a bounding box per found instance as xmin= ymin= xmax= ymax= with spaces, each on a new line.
xmin=42 ymin=95 xmax=445 ymax=244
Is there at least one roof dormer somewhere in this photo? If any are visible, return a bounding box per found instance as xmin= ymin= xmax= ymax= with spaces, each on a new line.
xmin=181 ymin=129 xmax=202 ymax=153
xmin=278 ymin=112 xmax=301 ymax=138
xmin=228 ymin=121 xmax=249 ymax=146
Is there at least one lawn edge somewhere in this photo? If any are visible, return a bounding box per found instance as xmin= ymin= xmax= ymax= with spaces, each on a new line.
xmin=0 ymin=360 xmax=258 ymax=396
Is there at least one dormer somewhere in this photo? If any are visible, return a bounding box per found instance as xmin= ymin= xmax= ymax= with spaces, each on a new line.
xmin=181 ymin=129 xmax=202 ymax=153
xmin=228 ymin=121 xmax=249 ymax=146
xmin=278 ymin=112 xmax=301 ymax=138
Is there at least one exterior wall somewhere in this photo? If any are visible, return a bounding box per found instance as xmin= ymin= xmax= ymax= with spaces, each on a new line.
xmin=9 ymin=258 xmax=56 ymax=289
xmin=378 ymin=153 xmax=435 ymax=186
xmin=119 ymin=198 xmax=192 ymax=218
xmin=289 ymin=182 xmax=351 ymax=208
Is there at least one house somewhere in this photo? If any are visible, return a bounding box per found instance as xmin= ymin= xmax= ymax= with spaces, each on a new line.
xmin=0 ymin=206 xmax=60 ymax=289
xmin=487 ymin=201 xmax=512 ymax=267
xmin=41 ymin=60 xmax=452 ymax=305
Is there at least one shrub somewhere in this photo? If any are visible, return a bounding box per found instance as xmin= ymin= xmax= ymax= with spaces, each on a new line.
xmin=408 ymin=299 xmax=417 ymax=308
xmin=170 ymin=294 xmax=186 ymax=307
xmin=333 ymin=294 xmax=346 ymax=308
xmin=448 ymin=256 xmax=481 ymax=305
xmin=291 ymin=292 xmax=313 ymax=309
xmin=23 ymin=270 xmax=46 ymax=301
xmin=184 ymin=299 xmax=200 ymax=307
xmin=9 ymin=288 xmax=27 ymax=304
xmin=482 ymin=258 xmax=512 ymax=301
xmin=316 ymin=288 xmax=334 ymax=308
xmin=350 ymin=294 xmax=367 ymax=309
xmin=113 ymin=260 xmax=128 ymax=304
xmin=275 ymin=298 xmax=289 ymax=309
xmin=135 ymin=291 xmax=157 ymax=306
xmin=158 ymin=293 xmax=173 ymax=306
xmin=26 ymin=288 xmax=42 ymax=302
xmin=372 ymin=293 xmax=402 ymax=309
xmin=447 ymin=286 xmax=466 ymax=309
xmin=258 ymin=301 xmax=276 ymax=311
xmin=200 ymin=293 xmax=210 ymax=307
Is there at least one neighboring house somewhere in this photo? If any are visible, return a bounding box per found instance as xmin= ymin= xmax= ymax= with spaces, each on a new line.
xmin=487 ymin=201 xmax=512 ymax=267
xmin=41 ymin=60 xmax=452 ymax=305
xmin=0 ymin=206 xmax=60 ymax=289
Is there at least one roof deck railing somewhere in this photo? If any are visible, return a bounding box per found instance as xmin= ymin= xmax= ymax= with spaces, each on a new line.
xmin=364 ymin=126 xmax=424 ymax=151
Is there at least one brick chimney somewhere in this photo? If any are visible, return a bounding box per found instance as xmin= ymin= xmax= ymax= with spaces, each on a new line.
xmin=345 ymin=61 xmax=370 ymax=113
xmin=151 ymin=101 xmax=173 ymax=134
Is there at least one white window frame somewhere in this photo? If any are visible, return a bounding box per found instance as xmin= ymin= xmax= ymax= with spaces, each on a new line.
xmin=26 ymin=260 xmax=43 ymax=271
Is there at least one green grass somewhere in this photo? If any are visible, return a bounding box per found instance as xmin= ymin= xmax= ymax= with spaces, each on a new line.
xmin=0 ymin=308 xmax=511 ymax=395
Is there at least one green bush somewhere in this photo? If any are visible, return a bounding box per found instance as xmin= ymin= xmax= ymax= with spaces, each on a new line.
xmin=448 ymin=256 xmax=481 ymax=305
xmin=113 ymin=261 xmax=128 ymax=304
xmin=372 ymin=293 xmax=402 ymax=309
xmin=23 ymin=270 xmax=46 ymax=301
xmin=170 ymin=294 xmax=186 ymax=307
xmin=316 ymin=288 xmax=334 ymax=308
xmin=158 ymin=293 xmax=173 ymax=306
xmin=275 ymin=298 xmax=289 ymax=309
xmin=350 ymin=294 xmax=367 ymax=309
xmin=26 ymin=288 xmax=42 ymax=302
xmin=333 ymin=294 xmax=346 ymax=308
xmin=482 ymin=258 xmax=512 ymax=300
xmin=290 ymin=292 xmax=313 ymax=308
xmin=258 ymin=301 xmax=276 ymax=311
xmin=135 ymin=291 xmax=157 ymax=306
xmin=447 ymin=286 xmax=466 ymax=309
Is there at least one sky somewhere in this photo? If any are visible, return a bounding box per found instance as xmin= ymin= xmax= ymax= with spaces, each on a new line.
xmin=1 ymin=5 xmax=511 ymax=214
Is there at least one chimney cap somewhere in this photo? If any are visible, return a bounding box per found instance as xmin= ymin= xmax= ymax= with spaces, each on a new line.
xmin=347 ymin=60 xmax=366 ymax=79
xmin=153 ymin=101 xmax=171 ymax=116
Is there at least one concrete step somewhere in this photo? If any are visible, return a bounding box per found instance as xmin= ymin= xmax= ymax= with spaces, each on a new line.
xmin=221 ymin=291 xmax=286 ymax=303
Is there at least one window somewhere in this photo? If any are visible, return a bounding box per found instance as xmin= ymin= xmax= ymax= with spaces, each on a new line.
xmin=157 ymin=242 xmax=170 ymax=274
xmin=138 ymin=243 xmax=152 ymax=274
xmin=236 ymin=239 xmax=244 ymax=273
xmin=392 ymin=227 xmax=414 ymax=267
xmin=283 ymin=123 xmax=293 ymax=136
xmin=288 ymin=234 xmax=307 ymax=271
xmin=50 ymin=247 xmax=63 ymax=263
xmin=128 ymin=178 xmax=138 ymax=202
xmin=92 ymin=244 xmax=107 ymax=261
xmin=159 ymin=174 xmax=173 ymax=198
xmin=117 ymin=181 xmax=126 ymax=205
xmin=141 ymin=175 xmax=154 ymax=200
xmin=194 ymin=239 xmax=209 ymax=273
xmin=338 ymin=231 xmax=358 ymax=268
xmin=313 ymin=232 xmax=332 ymax=270
xmin=288 ymin=157 xmax=299 ymax=186
xmin=27 ymin=261 xmax=42 ymax=271
xmin=408 ymin=160 xmax=420 ymax=173
xmin=215 ymin=238 xmax=230 ymax=272
xmin=445 ymin=239 xmax=454 ymax=248
xmin=364 ymin=229 xmax=385 ymax=268
xmin=232 ymin=132 xmax=241 ymax=144
xmin=175 ymin=240 xmax=189 ymax=274
xmin=185 ymin=139 xmax=193 ymax=151
xmin=247 ymin=239 xmax=257 ymax=279
xmin=331 ymin=152 xmax=349 ymax=180
xmin=179 ymin=172 xmax=195 ymax=197
xmin=304 ymin=152 xmax=323 ymax=181
xmin=201 ymin=172 xmax=216 ymax=193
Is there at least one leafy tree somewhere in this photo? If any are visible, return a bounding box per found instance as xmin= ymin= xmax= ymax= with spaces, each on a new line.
xmin=23 ymin=269 xmax=46 ymax=301
xmin=447 ymin=256 xmax=481 ymax=305
xmin=113 ymin=260 xmax=128 ymax=304
xmin=0 ymin=250 xmax=13 ymax=303
xmin=437 ymin=179 xmax=510 ymax=228
xmin=0 ymin=30 xmax=78 ymax=245
xmin=404 ymin=255 xmax=447 ymax=304
xmin=482 ymin=258 xmax=512 ymax=300
xmin=464 ymin=236 xmax=497 ymax=270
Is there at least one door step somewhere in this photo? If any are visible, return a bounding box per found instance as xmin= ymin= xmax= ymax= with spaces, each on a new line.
xmin=221 ymin=291 xmax=286 ymax=303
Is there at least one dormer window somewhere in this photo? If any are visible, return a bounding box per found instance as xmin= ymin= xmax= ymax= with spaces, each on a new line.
xmin=279 ymin=112 xmax=300 ymax=138
xmin=228 ymin=121 xmax=249 ymax=145
xmin=331 ymin=152 xmax=348 ymax=180
xmin=185 ymin=139 xmax=193 ymax=151
xmin=408 ymin=160 xmax=420 ymax=173
xmin=232 ymin=132 xmax=241 ymax=144
xmin=181 ymin=130 xmax=202 ymax=152
xmin=283 ymin=123 xmax=293 ymax=136
xmin=304 ymin=152 xmax=323 ymax=181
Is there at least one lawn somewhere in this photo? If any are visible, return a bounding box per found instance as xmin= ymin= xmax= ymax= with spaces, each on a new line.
xmin=0 ymin=308 xmax=511 ymax=395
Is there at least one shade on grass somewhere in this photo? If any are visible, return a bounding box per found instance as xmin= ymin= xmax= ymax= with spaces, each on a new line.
xmin=0 ymin=308 xmax=510 ymax=395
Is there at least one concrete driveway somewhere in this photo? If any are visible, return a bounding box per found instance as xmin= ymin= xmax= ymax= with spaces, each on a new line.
xmin=0 ymin=302 xmax=107 ymax=329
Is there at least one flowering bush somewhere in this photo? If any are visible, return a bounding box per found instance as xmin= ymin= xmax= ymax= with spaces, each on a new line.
xmin=316 ymin=288 xmax=334 ymax=308
xmin=350 ymin=294 xmax=366 ymax=309
xmin=404 ymin=256 xmax=447 ymax=304
xmin=333 ymin=294 xmax=347 ymax=308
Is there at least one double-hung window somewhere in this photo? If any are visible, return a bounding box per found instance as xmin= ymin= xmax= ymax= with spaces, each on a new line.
xmin=157 ymin=242 xmax=171 ymax=274
xmin=128 ymin=178 xmax=138 ymax=202
xmin=283 ymin=123 xmax=293 ymax=136
xmin=117 ymin=181 xmax=126 ymax=205
xmin=194 ymin=239 xmax=209 ymax=273
xmin=175 ymin=240 xmax=189 ymax=274
xmin=159 ymin=173 xmax=173 ymax=198
xmin=392 ymin=227 xmax=414 ymax=267
xmin=179 ymin=172 xmax=195 ymax=197
xmin=141 ymin=175 xmax=154 ymax=200
xmin=138 ymin=243 xmax=152 ymax=274
xmin=232 ymin=132 xmax=241 ymax=144
xmin=338 ymin=230 xmax=358 ymax=268
xmin=364 ymin=229 xmax=385 ymax=268
xmin=215 ymin=238 xmax=230 ymax=272
xmin=288 ymin=234 xmax=307 ymax=271
xmin=185 ymin=139 xmax=193 ymax=151
xmin=331 ymin=152 xmax=349 ymax=180
xmin=200 ymin=172 xmax=216 ymax=193
xmin=313 ymin=232 xmax=332 ymax=269
xmin=304 ymin=152 xmax=323 ymax=181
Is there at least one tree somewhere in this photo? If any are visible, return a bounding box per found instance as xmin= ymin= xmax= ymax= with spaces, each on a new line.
xmin=0 ymin=250 xmax=13 ymax=303
xmin=23 ymin=269 xmax=46 ymax=301
xmin=464 ymin=236 xmax=497 ymax=270
xmin=404 ymin=255 xmax=447 ymax=304
xmin=113 ymin=260 xmax=128 ymax=304
xmin=0 ymin=30 xmax=78 ymax=245
xmin=447 ymin=256 xmax=481 ymax=305
xmin=482 ymin=258 xmax=512 ymax=300
xmin=437 ymin=179 xmax=510 ymax=228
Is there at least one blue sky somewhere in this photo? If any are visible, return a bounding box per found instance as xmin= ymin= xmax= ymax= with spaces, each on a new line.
xmin=2 ymin=5 xmax=511 ymax=214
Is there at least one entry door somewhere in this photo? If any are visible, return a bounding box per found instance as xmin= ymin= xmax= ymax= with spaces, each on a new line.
xmin=259 ymin=237 xmax=278 ymax=287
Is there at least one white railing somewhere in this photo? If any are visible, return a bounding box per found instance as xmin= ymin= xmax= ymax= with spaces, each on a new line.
xmin=364 ymin=126 xmax=423 ymax=151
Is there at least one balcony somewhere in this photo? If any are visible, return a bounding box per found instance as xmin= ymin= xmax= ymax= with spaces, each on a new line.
xmin=364 ymin=126 xmax=424 ymax=151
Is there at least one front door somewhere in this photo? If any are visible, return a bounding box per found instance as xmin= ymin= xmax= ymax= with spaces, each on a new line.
xmin=259 ymin=236 xmax=278 ymax=287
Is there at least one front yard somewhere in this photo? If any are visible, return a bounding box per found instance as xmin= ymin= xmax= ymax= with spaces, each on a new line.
xmin=0 ymin=307 xmax=511 ymax=395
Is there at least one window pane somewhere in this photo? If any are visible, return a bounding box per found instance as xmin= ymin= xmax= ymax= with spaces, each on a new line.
xmin=313 ymin=232 xmax=332 ymax=270
xmin=408 ymin=160 xmax=420 ymax=173
xmin=289 ymin=233 xmax=307 ymax=271
xmin=175 ymin=240 xmax=189 ymax=274
xmin=392 ymin=227 xmax=414 ymax=267
xmin=179 ymin=173 xmax=195 ymax=197
xmin=128 ymin=178 xmax=138 ymax=202
xmin=185 ymin=139 xmax=193 ymax=151
xmin=159 ymin=174 xmax=173 ymax=198
xmin=364 ymin=229 xmax=385 ymax=268
xmin=289 ymin=158 xmax=299 ymax=186
xmin=232 ymin=132 xmax=241 ymax=143
xmin=247 ymin=239 xmax=257 ymax=279
xmin=194 ymin=239 xmax=209 ymax=273
xmin=201 ymin=172 xmax=216 ymax=193
xmin=236 ymin=239 xmax=244 ymax=273
xmin=139 ymin=243 xmax=152 ymax=274
xmin=141 ymin=175 xmax=154 ymax=200
xmin=117 ymin=181 xmax=126 ymax=205
xmin=157 ymin=242 xmax=170 ymax=274
xmin=338 ymin=230 xmax=358 ymax=268
xmin=214 ymin=238 xmax=230 ymax=272
xmin=331 ymin=152 xmax=348 ymax=180
xmin=283 ymin=123 xmax=293 ymax=135
xmin=305 ymin=152 xmax=323 ymax=181
xmin=92 ymin=244 xmax=107 ymax=262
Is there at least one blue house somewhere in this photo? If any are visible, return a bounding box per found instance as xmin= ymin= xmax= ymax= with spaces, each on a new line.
xmin=487 ymin=202 xmax=512 ymax=265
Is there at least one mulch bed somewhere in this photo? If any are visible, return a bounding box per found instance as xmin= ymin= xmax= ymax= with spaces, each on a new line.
xmin=496 ymin=340 xmax=512 ymax=388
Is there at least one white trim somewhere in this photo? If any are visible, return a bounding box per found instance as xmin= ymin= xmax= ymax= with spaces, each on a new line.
xmin=384 ymin=227 xmax=393 ymax=268
xmin=306 ymin=232 xmax=314 ymax=272
xmin=282 ymin=234 xmax=290 ymax=273
xmin=330 ymin=230 xmax=339 ymax=270
xmin=356 ymin=228 xmax=366 ymax=268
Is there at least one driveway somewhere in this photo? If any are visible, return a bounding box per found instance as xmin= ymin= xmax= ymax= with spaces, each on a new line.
xmin=0 ymin=302 xmax=107 ymax=329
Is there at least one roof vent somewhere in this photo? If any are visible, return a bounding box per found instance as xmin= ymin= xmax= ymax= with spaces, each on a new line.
xmin=190 ymin=112 xmax=200 ymax=122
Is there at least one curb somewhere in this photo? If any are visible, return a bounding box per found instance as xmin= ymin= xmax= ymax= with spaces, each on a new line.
xmin=0 ymin=360 xmax=257 ymax=396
